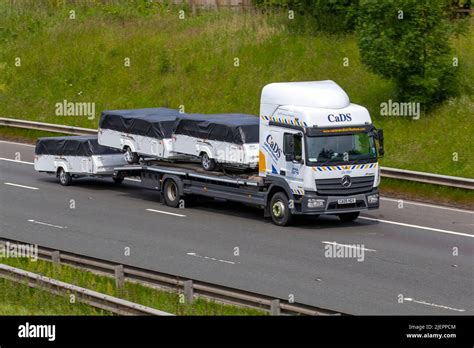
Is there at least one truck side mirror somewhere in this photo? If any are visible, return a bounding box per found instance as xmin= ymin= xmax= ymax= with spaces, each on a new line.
xmin=377 ymin=129 xmax=385 ymax=157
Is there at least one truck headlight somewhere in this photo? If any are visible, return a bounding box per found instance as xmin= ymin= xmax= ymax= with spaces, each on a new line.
xmin=307 ymin=199 xmax=325 ymax=208
xmin=368 ymin=194 xmax=379 ymax=204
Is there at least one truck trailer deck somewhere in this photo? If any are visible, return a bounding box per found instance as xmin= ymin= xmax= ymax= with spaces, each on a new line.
xmin=113 ymin=158 xmax=380 ymax=226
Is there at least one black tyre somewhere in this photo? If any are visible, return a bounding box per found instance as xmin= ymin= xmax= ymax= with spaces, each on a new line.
xmin=112 ymin=175 xmax=124 ymax=184
xmin=270 ymin=192 xmax=293 ymax=226
xmin=338 ymin=212 xmax=360 ymax=222
xmin=58 ymin=168 xmax=72 ymax=186
xmin=163 ymin=179 xmax=181 ymax=208
xmin=124 ymin=146 xmax=139 ymax=164
xmin=201 ymin=152 xmax=216 ymax=171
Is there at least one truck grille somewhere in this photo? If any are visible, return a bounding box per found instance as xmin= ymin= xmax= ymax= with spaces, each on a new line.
xmin=315 ymin=176 xmax=375 ymax=196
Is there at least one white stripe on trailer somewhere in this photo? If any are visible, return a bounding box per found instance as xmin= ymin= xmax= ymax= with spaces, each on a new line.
xmin=114 ymin=166 xmax=143 ymax=170
xmin=145 ymin=167 xmax=187 ymax=176
xmin=125 ymin=178 xmax=141 ymax=182
xmin=188 ymin=173 xmax=257 ymax=186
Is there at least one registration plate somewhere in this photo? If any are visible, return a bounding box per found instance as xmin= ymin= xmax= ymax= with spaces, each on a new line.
xmin=337 ymin=198 xmax=356 ymax=205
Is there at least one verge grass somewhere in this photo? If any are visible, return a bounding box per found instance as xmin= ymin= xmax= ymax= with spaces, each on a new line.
xmin=0 ymin=277 xmax=112 ymax=315
xmin=0 ymin=257 xmax=266 ymax=316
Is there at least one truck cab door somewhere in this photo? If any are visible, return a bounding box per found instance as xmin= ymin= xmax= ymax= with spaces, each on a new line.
xmin=283 ymin=132 xmax=305 ymax=194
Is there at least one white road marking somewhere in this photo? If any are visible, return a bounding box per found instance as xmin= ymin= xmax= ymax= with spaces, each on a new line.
xmin=0 ymin=140 xmax=35 ymax=147
xmin=4 ymin=182 xmax=39 ymax=190
xmin=146 ymin=208 xmax=186 ymax=217
xmin=186 ymin=252 xmax=236 ymax=265
xmin=381 ymin=197 xmax=473 ymax=215
xmin=27 ymin=219 xmax=65 ymax=229
xmin=0 ymin=157 xmax=34 ymax=165
xmin=322 ymin=241 xmax=376 ymax=252
xmin=360 ymin=216 xmax=474 ymax=238
xmin=404 ymin=297 xmax=465 ymax=312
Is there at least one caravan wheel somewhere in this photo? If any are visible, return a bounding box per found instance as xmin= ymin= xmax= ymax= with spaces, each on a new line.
xmin=200 ymin=152 xmax=216 ymax=171
xmin=124 ymin=146 xmax=139 ymax=164
xmin=58 ymin=168 xmax=72 ymax=186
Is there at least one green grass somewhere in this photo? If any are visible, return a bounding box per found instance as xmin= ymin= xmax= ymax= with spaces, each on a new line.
xmin=380 ymin=178 xmax=474 ymax=210
xmin=0 ymin=277 xmax=112 ymax=315
xmin=0 ymin=126 xmax=71 ymax=143
xmin=0 ymin=257 xmax=266 ymax=316
xmin=0 ymin=1 xmax=472 ymax=179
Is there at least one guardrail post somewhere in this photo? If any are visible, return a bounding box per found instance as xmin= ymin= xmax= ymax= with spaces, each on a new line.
xmin=270 ymin=299 xmax=281 ymax=315
xmin=184 ymin=280 xmax=194 ymax=304
xmin=114 ymin=265 xmax=124 ymax=289
xmin=51 ymin=251 xmax=60 ymax=265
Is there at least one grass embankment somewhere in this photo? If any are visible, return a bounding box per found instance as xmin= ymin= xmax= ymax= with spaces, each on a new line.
xmin=380 ymin=179 xmax=473 ymax=210
xmin=0 ymin=277 xmax=112 ymax=315
xmin=0 ymin=257 xmax=266 ymax=315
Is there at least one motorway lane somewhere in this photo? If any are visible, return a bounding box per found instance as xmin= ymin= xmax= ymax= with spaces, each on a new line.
xmin=0 ymin=141 xmax=473 ymax=315
xmin=2 ymin=140 xmax=472 ymax=235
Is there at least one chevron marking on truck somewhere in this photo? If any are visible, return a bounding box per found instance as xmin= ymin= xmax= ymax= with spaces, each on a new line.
xmin=260 ymin=115 xmax=307 ymax=127
xmin=312 ymin=163 xmax=378 ymax=172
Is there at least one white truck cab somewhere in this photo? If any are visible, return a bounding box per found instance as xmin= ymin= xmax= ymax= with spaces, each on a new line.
xmin=258 ymin=81 xmax=384 ymax=222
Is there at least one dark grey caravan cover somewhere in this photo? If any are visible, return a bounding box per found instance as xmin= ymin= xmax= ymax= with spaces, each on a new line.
xmin=35 ymin=136 xmax=122 ymax=156
xmin=174 ymin=113 xmax=259 ymax=145
xmin=99 ymin=108 xmax=181 ymax=139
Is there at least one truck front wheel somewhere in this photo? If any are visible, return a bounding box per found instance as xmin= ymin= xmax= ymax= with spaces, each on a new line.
xmin=338 ymin=212 xmax=360 ymax=222
xmin=270 ymin=192 xmax=293 ymax=226
xmin=163 ymin=179 xmax=181 ymax=208
xmin=58 ymin=168 xmax=72 ymax=186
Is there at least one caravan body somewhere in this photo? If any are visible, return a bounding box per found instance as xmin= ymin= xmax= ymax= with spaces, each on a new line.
xmin=172 ymin=113 xmax=259 ymax=169
xmin=98 ymin=108 xmax=183 ymax=162
xmin=34 ymin=136 xmax=126 ymax=175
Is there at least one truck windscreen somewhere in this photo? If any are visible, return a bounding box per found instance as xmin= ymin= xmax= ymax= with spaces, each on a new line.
xmin=306 ymin=132 xmax=377 ymax=164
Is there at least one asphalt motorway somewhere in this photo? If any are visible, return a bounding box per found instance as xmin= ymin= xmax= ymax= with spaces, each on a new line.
xmin=1 ymin=140 xmax=473 ymax=315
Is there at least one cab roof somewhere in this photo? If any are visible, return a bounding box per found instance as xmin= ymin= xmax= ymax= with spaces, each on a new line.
xmin=261 ymin=80 xmax=350 ymax=109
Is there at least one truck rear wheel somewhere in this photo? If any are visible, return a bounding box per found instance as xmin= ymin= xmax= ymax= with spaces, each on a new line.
xmin=163 ymin=179 xmax=181 ymax=208
xmin=338 ymin=212 xmax=360 ymax=222
xmin=270 ymin=192 xmax=293 ymax=226
xmin=58 ymin=168 xmax=72 ymax=186
xmin=124 ymin=146 xmax=139 ymax=164
xmin=201 ymin=152 xmax=216 ymax=171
